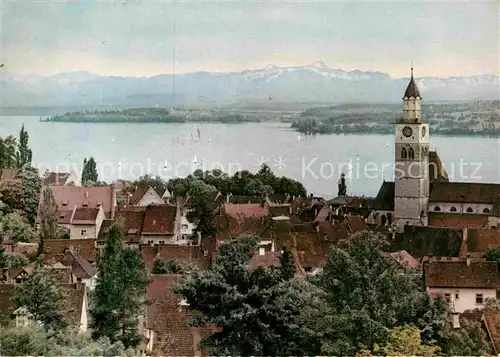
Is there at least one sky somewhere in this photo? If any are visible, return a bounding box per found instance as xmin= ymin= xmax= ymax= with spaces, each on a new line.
xmin=1 ymin=0 xmax=498 ymax=78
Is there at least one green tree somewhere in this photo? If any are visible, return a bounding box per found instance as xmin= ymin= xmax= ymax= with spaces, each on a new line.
xmin=318 ymin=231 xmax=427 ymax=355
xmin=15 ymin=125 xmax=33 ymax=168
xmin=134 ymin=174 xmax=167 ymax=191
xmin=90 ymin=221 xmax=148 ymax=348
xmin=0 ymin=325 xmax=139 ymax=356
xmin=151 ymin=258 xmax=190 ymax=274
xmin=12 ymin=268 xmax=68 ymax=331
xmin=485 ymin=247 xmax=500 ymax=262
xmin=0 ymin=135 xmax=17 ymax=168
xmin=5 ymin=252 xmax=29 ymax=268
xmin=81 ymin=157 xmax=99 ymax=186
xmin=14 ymin=165 xmax=41 ymax=226
xmin=279 ymin=246 xmax=296 ymax=281
xmin=39 ymin=187 xmax=58 ymax=241
xmin=175 ymin=235 xmax=325 ymax=356
xmin=378 ymin=325 xmax=440 ymax=356
xmin=0 ymin=212 xmax=36 ymax=242
xmin=186 ymin=180 xmax=217 ymax=238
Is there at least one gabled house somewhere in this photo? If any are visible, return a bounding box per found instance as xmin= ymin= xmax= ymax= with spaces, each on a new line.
xmin=12 ymin=282 xmax=88 ymax=332
xmin=69 ymin=206 xmax=106 ymax=239
xmin=424 ymin=259 xmax=500 ymax=313
xmin=141 ymin=275 xmax=213 ymax=355
xmin=42 ymin=170 xmax=80 ymax=186
xmin=44 ymin=185 xmax=117 ymax=219
xmin=97 ymin=206 xmax=146 ymax=248
xmin=58 ymin=249 xmax=97 ymax=290
xmin=130 ymin=186 xmax=166 ymax=206
xmin=43 ymin=239 xmax=97 ymax=264
xmin=141 ymin=205 xmax=180 ymax=246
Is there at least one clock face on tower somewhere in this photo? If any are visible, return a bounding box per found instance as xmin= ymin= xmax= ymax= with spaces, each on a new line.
xmin=422 ymin=126 xmax=427 ymax=138
xmin=402 ymin=126 xmax=413 ymax=138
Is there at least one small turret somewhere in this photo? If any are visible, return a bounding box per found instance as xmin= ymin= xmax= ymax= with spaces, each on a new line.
xmin=338 ymin=173 xmax=347 ymax=197
xmin=403 ymin=68 xmax=421 ymax=99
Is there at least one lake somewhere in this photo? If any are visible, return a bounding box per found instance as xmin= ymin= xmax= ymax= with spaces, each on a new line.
xmin=1 ymin=115 xmax=499 ymax=198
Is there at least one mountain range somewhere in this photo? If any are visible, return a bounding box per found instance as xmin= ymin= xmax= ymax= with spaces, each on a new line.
xmin=1 ymin=62 xmax=498 ymax=108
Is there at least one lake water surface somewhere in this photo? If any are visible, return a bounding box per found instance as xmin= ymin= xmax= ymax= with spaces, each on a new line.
xmin=1 ymin=116 xmax=499 ymax=198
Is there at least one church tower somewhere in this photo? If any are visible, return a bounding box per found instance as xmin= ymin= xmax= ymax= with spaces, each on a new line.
xmin=394 ymin=69 xmax=430 ymax=230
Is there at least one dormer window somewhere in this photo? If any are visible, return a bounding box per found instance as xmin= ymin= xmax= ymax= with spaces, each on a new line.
xmin=466 ymin=207 xmax=474 ymax=213
xmin=82 ymin=199 xmax=89 ymax=207
xmin=62 ymin=200 xmax=69 ymax=206
xmin=59 ymin=213 xmax=65 ymax=219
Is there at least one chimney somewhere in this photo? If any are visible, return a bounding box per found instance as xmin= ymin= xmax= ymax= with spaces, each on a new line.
xmin=466 ymin=254 xmax=471 ymax=266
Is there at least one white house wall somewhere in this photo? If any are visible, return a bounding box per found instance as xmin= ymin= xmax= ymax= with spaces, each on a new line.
xmin=428 ymin=202 xmax=494 ymax=214
xmin=427 ymin=287 xmax=496 ymax=313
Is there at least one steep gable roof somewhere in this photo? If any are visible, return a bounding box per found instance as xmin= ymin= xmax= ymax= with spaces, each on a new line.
xmin=370 ymin=181 xmax=395 ymax=210
xmin=424 ymin=261 xmax=500 ymax=288
xmin=47 ymin=185 xmax=114 ymax=216
xmin=44 ymin=239 xmax=96 ymax=263
xmin=142 ymin=205 xmax=177 ymax=235
xmin=59 ymin=250 xmax=97 ymax=279
xmin=72 ymin=207 xmax=99 ymax=222
xmin=429 ymin=151 xmax=449 ymax=183
xmin=146 ymin=275 xmax=211 ymax=356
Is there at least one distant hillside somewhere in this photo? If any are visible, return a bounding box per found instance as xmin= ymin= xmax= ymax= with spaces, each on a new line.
xmin=1 ymin=63 xmax=498 ymax=108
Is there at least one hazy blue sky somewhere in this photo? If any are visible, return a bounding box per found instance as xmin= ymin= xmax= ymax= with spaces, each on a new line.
xmin=1 ymin=0 xmax=498 ymax=78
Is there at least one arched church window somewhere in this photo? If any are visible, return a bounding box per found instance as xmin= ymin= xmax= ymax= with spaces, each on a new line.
xmin=466 ymin=207 xmax=474 ymax=213
xmin=483 ymin=208 xmax=490 ymax=214
xmin=434 ymin=206 xmax=441 ymax=212
xmin=387 ymin=213 xmax=392 ymax=224
xmin=401 ymin=147 xmax=408 ymax=159
xmin=450 ymin=206 xmax=457 ymax=212
xmin=381 ymin=215 xmax=387 ymax=226
xmin=408 ymin=147 xmax=415 ymax=160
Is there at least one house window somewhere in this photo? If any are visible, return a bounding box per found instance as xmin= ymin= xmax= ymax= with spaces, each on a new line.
xmin=304 ymin=267 xmax=312 ymax=273
xmin=159 ymin=241 xmax=165 ymax=245
xmin=401 ymin=148 xmax=408 ymax=159
xmin=476 ymin=294 xmax=484 ymax=304
xmin=455 ymin=293 xmax=459 ymax=300
xmin=444 ymin=293 xmax=451 ymax=302
xmin=80 ymin=229 xmax=87 ymax=236
xmin=466 ymin=207 xmax=474 ymax=213
xmin=450 ymin=206 xmax=457 ymax=212
xmin=147 ymin=240 xmax=153 ymax=245
xmin=483 ymin=208 xmax=490 ymax=214
xmin=434 ymin=206 xmax=441 ymax=212
xmin=15 ymin=278 xmax=22 ymax=284
xmin=181 ymin=224 xmax=188 ymax=229
xmin=408 ymin=147 xmax=415 ymax=160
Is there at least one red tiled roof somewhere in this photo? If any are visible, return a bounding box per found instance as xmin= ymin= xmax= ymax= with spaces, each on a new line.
xmin=224 ymin=203 xmax=269 ymax=218
xmin=44 ymin=239 xmax=96 ymax=263
xmin=247 ymin=251 xmax=281 ymax=270
xmin=72 ymin=207 xmax=99 ymax=222
xmin=59 ymin=250 xmax=97 ymax=279
xmin=55 ymin=209 xmax=74 ymax=224
xmin=345 ymin=215 xmax=370 ymax=234
xmin=98 ymin=206 xmax=147 ymax=244
xmin=430 ymin=182 xmax=500 ymax=204
xmin=142 ymin=205 xmax=177 ymax=235
xmin=141 ymin=245 xmax=209 ymax=270
xmin=387 ymin=250 xmax=421 ymax=269
xmin=424 ymin=261 xmax=500 ymax=288
xmin=291 ymin=224 xmax=325 ymax=269
xmin=146 ymin=275 xmax=211 ymax=356
xmin=47 ymin=186 xmax=114 ymax=217
xmin=42 ymin=172 xmax=71 ymax=186
xmin=428 ymin=212 xmax=489 ymax=229
xmin=130 ymin=186 xmax=150 ymax=205
xmin=61 ymin=283 xmax=86 ymax=326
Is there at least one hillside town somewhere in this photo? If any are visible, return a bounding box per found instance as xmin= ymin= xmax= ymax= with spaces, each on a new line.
xmin=0 ymin=74 xmax=499 ymax=355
